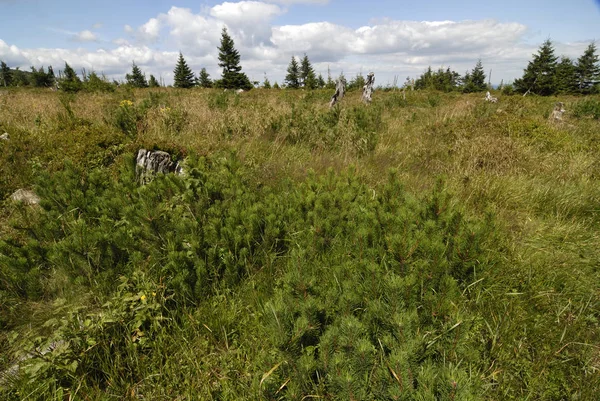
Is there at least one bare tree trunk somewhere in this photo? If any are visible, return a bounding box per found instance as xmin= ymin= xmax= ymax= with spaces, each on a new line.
xmin=329 ymin=77 xmax=346 ymax=108
xmin=362 ymin=72 xmax=375 ymax=103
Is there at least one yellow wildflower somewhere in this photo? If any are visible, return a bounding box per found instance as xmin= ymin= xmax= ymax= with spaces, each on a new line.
xmin=152 ymin=292 xmax=156 ymax=297
xmin=119 ymin=100 xmax=133 ymax=108
xmin=140 ymin=294 xmax=147 ymax=301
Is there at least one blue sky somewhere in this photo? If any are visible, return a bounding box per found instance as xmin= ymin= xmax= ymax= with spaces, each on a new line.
xmin=1 ymin=0 xmax=599 ymax=85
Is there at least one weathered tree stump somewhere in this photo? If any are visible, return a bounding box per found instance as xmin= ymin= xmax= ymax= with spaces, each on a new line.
xmin=362 ymin=72 xmax=375 ymax=103
xmin=135 ymin=149 xmax=183 ymax=184
xmin=485 ymin=91 xmax=498 ymax=103
xmin=329 ymin=78 xmax=346 ymax=108
xmin=549 ymin=102 xmax=565 ymax=122
xmin=10 ymin=189 xmax=40 ymax=205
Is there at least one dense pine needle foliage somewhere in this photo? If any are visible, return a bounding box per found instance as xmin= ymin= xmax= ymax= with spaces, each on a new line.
xmin=1 ymin=87 xmax=599 ymax=400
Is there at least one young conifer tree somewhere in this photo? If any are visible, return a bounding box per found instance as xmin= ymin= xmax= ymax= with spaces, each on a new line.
xmin=555 ymin=57 xmax=578 ymax=94
xmin=61 ymin=62 xmax=82 ymax=92
xmin=263 ymin=73 xmax=271 ymax=89
xmin=463 ymin=60 xmax=487 ymax=93
xmin=125 ymin=62 xmax=148 ymax=88
xmin=173 ymin=52 xmax=196 ymax=88
xmin=285 ymin=56 xmax=300 ymax=89
xmin=326 ymin=65 xmax=336 ymax=89
xmin=514 ymin=39 xmax=558 ymax=96
xmin=470 ymin=60 xmax=487 ymax=91
xmin=0 ymin=61 xmax=12 ymax=86
xmin=576 ymin=42 xmax=600 ymax=94
xmin=300 ymin=54 xmax=317 ymax=89
xmin=197 ymin=67 xmax=212 ymax=88
xmin=148 ymin=74 xmax=160 ymax=88
xmin=317 ymin=73 xmax=325 ymax=89
xmin=217 ymin=28 xmax=253 ymax=90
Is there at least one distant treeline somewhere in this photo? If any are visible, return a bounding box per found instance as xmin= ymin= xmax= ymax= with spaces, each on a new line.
xmin=413 ymin=40 xmax=599 ymax=96
xmin=1 ymin=39 xmax=598 ymax=95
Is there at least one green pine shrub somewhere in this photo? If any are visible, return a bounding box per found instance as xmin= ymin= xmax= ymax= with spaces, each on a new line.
xmin=259 ymin=171 xmax=495 ymax=399
xmin=109 ymin=92 xmax=166 ymax=138
xmin=572 ymin=98 xmax=600 ymax=119
xmin=265 ymin=103 xmax=382 ymax=155
xmin=2 ymin=89 xmax=599 ymax=400
xmin=1 ymin=152 xmax=497 ymax=398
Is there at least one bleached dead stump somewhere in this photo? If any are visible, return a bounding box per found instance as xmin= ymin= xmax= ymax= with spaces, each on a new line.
xmin=329 ymin=78 xmax=346 ymax=108
xmin=10 ymin=189 xmax=40 ymax=205
xmin=485 ymin=91 xmax=498 ymax=103
xmin=136 ymin=149 xmax=183 ymax=184
xmin=549 ymin=102 xmax=565 ymax=123
xmin=362 ymin=72 xmax=375 ymax=103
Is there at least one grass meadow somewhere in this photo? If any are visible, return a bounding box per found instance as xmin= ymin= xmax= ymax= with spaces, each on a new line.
xmin=0 ymin=87 xmax=599 ymax=400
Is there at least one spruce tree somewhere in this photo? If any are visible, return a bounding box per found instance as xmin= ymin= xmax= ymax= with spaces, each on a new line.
xmin=148 ymin=74 xmax=160 ymax=88
xmin=326 ymin=66 xmax=335 ymax=89
xmin=463 ymin=60 xmax=487 ymax=92
xmin=575 ymin=42 xmax=600 ymax=94
xmin=514 ymin=39 xmax=558 ymax=96
xmin=299 ymin=54 xmax=317 ymax=89
xmin=12 ymin=67 xmax=28 ymax=87
xmin=217 ymin=28 xmax=253 ymax=90
xmin=173 ymin=53 xmax=196 ymax=88
xmin=273 ymin=81 xmax=280 ymax=89
xmin=349 ymin=72 xmax=365 ymax=91
xmin=197 ymin=67 xmax=212 ymax=88
xmin=285 ymin=56 xmax=300 ymax=89
xmin=0 ymin=61 xmax=12 ymax=86
xmin=30 ymin=66 xmax=54 ymax=87
xmin=263 ymin=74 xmax=271 ymax=89
xmin=84 ymin=71 xmax=115 ymax=92
xmin=415 ymin=67 xmax=434 ymax=89
xmin=61 ymin=62 xmax=82 ymax=92
xmin=440 ymin=67 xmax=461 ymax=92
xmin=47 ymin=66 xmax=55 ymax=85
xmin=126 ymin=62 xmax=148 ymax=88
xmin=555 ymin=57 xmax=578 ymax=94
xmin=317 ymin=73 xmax=325 ymax=89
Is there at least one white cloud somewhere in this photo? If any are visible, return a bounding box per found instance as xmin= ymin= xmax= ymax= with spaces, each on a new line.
xmin=210 ymin=1 xmax=282 ymax=46
xmin=74 ymin=30 xmax=98 ymax=42
xmin=265 ymin=0 xmax=328 ymax=4
xmin=113 ymin=38 xmax=130 ymax=46
xmin=138 ymin=18 xmax=161 ymax=42
xmin=161 ymin=6 xmax=224 ymax=56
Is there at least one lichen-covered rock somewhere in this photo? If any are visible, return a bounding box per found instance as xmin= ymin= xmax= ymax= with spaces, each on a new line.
xmin=10 ymin=189 xmax=40 ymax=205
xmin=135 ymin=149 xmax=183 ymax=184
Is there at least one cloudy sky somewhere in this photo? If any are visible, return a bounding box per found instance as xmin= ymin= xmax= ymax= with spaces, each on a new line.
xmin=1 ymin=0 xmax=599 ymax=86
